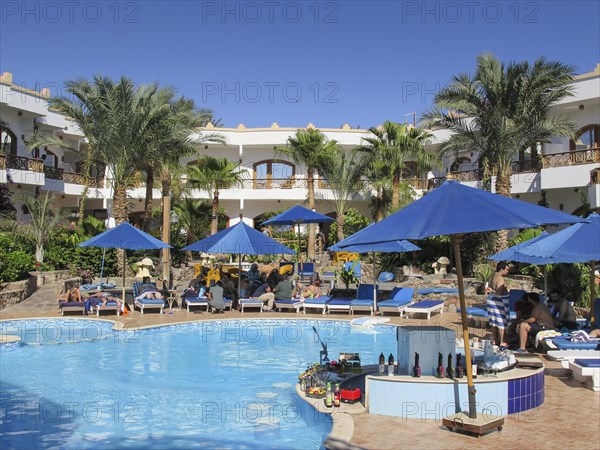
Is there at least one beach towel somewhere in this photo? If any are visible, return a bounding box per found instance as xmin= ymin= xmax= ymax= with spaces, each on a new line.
xmin=535 ymin=330 xmax=561 ymax=347
xmin=570 ymin=330 xmax=600 ymax=344
xmin=486 ymin=294 xmax=509 ymax=329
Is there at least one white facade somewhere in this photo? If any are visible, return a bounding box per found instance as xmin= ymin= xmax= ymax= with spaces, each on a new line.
xmin=1 ymin=64 xmax=599 ymax=227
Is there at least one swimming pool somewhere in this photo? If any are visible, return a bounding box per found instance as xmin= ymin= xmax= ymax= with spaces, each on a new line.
xmin=0 ymin=319 xmax=398 ymax=449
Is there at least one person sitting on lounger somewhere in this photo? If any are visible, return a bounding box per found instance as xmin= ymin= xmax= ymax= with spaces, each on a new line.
xmin=274 ymin=274 xmax=293 ymax=301
xmin=58 ymin=286 xmax=82 ymax=304
xmin=207 ymin=281 xmax=225 ymax=313
xmin=250 ymin=281 xmax=275 ymax=311
xmin=516 ymin=292 xmax=555 ymax=353
xmin=548 ymin=289 xmax=578 ymax=330
xmin=267 ymin=268 xmax=283 ymax=291
xmin=137 ymin=277 xmax=164 ymax=300
xmin=302 ymin=279 xmax=323 ymax=299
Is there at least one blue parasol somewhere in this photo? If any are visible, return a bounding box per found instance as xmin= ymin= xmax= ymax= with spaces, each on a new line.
xmin=181 ymin=221 xmax=295 ymax=297
xmin=79 ymin=222 xmax=172 ymax=304
xmin=335 ymin=180 xmax=586 ymax=418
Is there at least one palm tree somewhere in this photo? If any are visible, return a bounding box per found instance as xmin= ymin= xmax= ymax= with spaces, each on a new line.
xmin=173 ymin=198 xmax=217 ymax=245
xmin=276 ymin=128 xmax=338 ymax=259
xmin=186 ymin=156 xmax=245 ymax=235
xmin=423 ymin=54 xmax=576 ymax=197
xmin=317 ymin=148 xmax=367 ymax=241
xmin=4 ymin=192 xmax=69 ymax=263
xmin=139 ymin=97 xmax=224 ymax=231
xmin=422 ymin=53 xmax=576 ymax=248
xmin=365 ymin=159 xmax=392 ymax=221
xmin=358 ymin=122 xmax=438 ymax=210
xmin=27 ymin=76 xmax=171 ymax=224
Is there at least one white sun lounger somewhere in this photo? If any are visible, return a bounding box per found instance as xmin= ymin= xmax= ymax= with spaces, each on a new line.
xmin=240 ymin=298 xmax=263 ymax=313
xmin=405 ymin=300 xmax=445 ymax=320
xmin=274 ymin=299 xmax=304 ymax=313
xmin=569 ymin=359 xmax=600 ymax=391
xmin=184 ymin=297 xmax=209 ymax=312
xmin=59 ymin=302 xmax=86 ymax=316
xmin=134 ymin=298 xmax=165 ymax=314
xmin=547 ymin=350 xmax=600 ymax=368
xmin=94 ymin=303 xmax=121 ymax=316
xmin=303 ymin=296 xmax=332 ymax=314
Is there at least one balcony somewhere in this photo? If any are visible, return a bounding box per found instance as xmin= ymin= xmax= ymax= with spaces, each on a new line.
xmin=44 ymin=166 xmax=104 ymax=188
xmin=0 ymin=154 xmax=44 ymax=173
xmin=542 ymin=147 xmax=600 ymax=168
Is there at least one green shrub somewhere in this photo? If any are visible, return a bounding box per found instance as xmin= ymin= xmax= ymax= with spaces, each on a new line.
xmin=0 ymin=250 xmax=35 ymax=282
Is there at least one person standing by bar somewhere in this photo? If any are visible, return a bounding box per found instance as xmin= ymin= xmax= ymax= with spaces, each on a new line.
xmin=485 ymin=261 xmax=510 ymax=348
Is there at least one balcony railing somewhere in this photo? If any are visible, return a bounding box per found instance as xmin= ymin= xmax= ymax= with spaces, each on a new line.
xmin=542 ymin=147 xmax=600 ymax=168
xmin=0 ymin=154 xmax=44 ymax=172
xmin=512 ymin=159 xmax=542 ymax=173
xmin=446 ymin=168 xmax=480 ymax=182
xmin=43 ymin=166 xmax=64 ymax=179
xmin=239 ymin=178 xmax=309 ymax=189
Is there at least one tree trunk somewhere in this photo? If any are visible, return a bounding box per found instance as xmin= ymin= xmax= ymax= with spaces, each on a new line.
xmin=77 ymin=155 xmax=93 ymax=225
xmin=211 ymin=189 xmax=219 ymax=235
xmin=161 ymin=168 xmax=172 ymax=285
xmin=494 ymin=164 xmax=513 ymax=251
xmin=35 ymin=243 xmax=44 ymax=263
xmin=143 ymin=167 xmax=154 ymax=231
xmin=391 ymin=172 xmax=400 ymax=210
xmin=113 ymin=183 xmax=128 ymax=224
xmin=337 ymin=214 xmax=345 ymax=242
xmin=376 ymin=187 xmax=384 ymax=221
xmin=113 ymin=182 xmax=129 ymax=280
xmin=307 ymin=168 xmax=316 ymax=260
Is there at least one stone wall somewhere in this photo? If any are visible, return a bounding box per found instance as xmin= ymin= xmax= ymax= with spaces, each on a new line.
xmin=0 ymin=270 xmax=76 ymax=310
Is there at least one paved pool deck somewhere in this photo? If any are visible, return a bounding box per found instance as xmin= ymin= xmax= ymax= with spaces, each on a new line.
xmin=1 ymin=301 xmax=599 ymax=450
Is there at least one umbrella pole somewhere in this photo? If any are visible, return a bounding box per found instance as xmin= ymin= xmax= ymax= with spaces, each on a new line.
xmin=238 ymin=255 xmax=242 ymax=300
xmin=99 ymin=247 xmax=106 ymax=286
xmin=372 ymin=251 xmax=377 ymax=315
xmin=122 ymin=249 xmax=126 ymax=313
xmin=591 ymin=261 xmax=596 ymax=302
xmin=543 ymin=265 xmax=548 ymax=298
xmin=297 ymin=222 xmax=303 ymax=279
xmin=452 ymin=235 xmax=477 ymax=419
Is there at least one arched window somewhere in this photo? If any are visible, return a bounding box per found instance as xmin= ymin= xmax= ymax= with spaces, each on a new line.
xmin=570 ymin=125 xmax=600 ymax=151
xmin=1 ymin=125 xmax=17 ymax=156
xmin=253 ymin=159 xmax=295 ymax=189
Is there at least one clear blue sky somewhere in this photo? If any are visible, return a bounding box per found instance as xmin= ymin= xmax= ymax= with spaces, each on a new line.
xmin=1 ymin=1 xmax=599 ymax=128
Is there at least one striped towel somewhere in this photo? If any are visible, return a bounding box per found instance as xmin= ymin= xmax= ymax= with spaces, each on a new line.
xmin=486 ymin=294 xmax=509 ymax=329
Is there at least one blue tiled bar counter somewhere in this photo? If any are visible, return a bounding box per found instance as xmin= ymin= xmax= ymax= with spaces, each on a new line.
xmin=365 ymin=366 xmax=544 ymax=420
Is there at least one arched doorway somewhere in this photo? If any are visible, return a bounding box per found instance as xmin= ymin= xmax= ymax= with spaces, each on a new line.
xmin=570 ymin=124 xmax=600 ymax=164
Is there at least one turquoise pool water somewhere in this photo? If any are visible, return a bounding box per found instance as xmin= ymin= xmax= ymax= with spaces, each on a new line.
xmin=0 ymin=319 xmax=398 ymax=449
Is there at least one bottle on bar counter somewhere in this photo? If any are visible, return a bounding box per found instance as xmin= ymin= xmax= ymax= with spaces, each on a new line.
xmin=412 ymin=352 xmax=421 ymax=378
xmin=378 ymin=352 xmax=385 ymax=375
xmin=472 ymin=357 xmax=478 ymax=379
xmin=333 ymin=383 xmax=341 ymax=408
xmin=436 ymin=353 xmax=445 ymax=378
xmin=325 ymin=382 xmax=333 ymax=408
xmin=446 ymin=353 xmax=454 ymax=379
xmin=456 ymin=353 xmax=464 ymax=378
xmin=387 ymin=353 xmax=395 ymax=376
